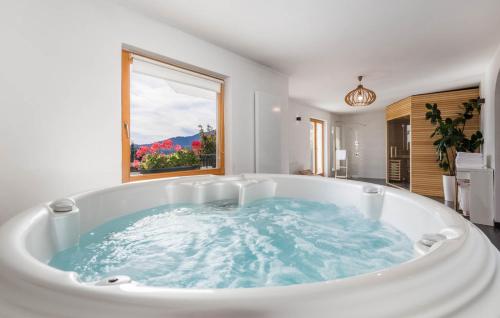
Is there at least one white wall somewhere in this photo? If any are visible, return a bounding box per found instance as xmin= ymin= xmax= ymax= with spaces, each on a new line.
xmin=288 ymin=99 xmax=334 ymax=175
xmin=335 ymin=110 xmax=386 ymax=179
xmin=255 ymin=92 xmax=289 ymax=174
xmin=0 ymin=0 xmax=288 ymax=223
xmin=480 ymin=44 xmax=500 ymax=222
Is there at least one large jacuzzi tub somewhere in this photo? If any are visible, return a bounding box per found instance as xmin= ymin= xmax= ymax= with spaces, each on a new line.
xmin=0 ymin=174 xmax=499 ymax=317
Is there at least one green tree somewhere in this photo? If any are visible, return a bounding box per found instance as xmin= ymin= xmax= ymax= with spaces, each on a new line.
xmin=198 ymin=124 xmax=216 ymax=155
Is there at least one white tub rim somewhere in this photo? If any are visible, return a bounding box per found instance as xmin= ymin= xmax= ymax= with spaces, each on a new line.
xmin=0 ymin=174 xmax=473 ymax=298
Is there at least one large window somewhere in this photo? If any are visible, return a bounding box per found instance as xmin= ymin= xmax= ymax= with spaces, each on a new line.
xmin=121 ymin=50 xmax=224 ymax=182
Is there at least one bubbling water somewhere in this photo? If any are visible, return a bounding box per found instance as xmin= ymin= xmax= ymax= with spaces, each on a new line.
xmin=49 ymin=198 xmax=414 ymax=288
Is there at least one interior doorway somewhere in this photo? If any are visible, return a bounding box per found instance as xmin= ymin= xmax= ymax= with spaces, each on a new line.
xmin=310 ymin=119 xmax=325 ymax=175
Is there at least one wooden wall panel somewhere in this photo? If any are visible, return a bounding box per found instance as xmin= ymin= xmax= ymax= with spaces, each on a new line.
xmin=410 ymin=88 xmax=480 ymax=197
xmin=386 ymin=97 xmax=411 ymax=120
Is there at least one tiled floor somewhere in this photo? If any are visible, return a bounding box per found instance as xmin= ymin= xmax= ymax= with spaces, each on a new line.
xmin=349 ymin=177 xmax=500 ymax=251
xmin=351 ymin=177 xmax=386 ymax=185
xmin=475 ymin=224 xmax=500 ymax=250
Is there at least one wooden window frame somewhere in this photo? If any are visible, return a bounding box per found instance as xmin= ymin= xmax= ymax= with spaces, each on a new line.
xmin=121 ymin=50 xmax=225 ymax=183
xmin=310 ymin=118 xmax=325 ymax=176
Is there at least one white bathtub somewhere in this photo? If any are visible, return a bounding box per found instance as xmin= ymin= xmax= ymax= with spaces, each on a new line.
xmin=0 ymin=174 xmax=499 ymax=318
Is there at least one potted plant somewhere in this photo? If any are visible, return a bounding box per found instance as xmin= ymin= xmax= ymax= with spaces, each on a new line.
xmin=424 ymin=98 xmax=484 ymax=201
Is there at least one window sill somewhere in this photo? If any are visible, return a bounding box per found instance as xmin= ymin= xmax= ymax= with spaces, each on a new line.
xmin=124 ymin=167 xmax=225 ymax=183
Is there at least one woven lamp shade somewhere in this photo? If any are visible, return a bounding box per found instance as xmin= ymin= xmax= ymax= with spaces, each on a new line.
xmin=345 ymin=76 xmax=376 ymax=107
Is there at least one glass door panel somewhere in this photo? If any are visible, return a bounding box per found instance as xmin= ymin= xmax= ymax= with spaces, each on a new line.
xmin=387 ymin=116 xmax=411 ymax=190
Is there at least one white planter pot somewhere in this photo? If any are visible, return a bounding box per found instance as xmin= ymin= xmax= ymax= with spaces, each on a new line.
xmin=442 ymin=175 xmax=456 ymax=202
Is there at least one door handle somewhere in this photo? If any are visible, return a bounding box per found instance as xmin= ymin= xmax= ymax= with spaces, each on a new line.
xmin=124 ymin=122 xmax=130 ymax=139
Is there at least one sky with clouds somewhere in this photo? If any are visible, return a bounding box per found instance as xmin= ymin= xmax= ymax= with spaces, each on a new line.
xmin=130 ymin=72 xmax=216 ymax=145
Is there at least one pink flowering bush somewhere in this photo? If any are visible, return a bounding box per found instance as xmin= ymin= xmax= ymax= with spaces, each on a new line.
xmin=161 ymin=139 xmax=173 ymax=150
xmin=135 ymin=146 xmax=150 ymax=160
xmin=132 ymin=160 xmax=140 ymax=169
xmin=191 ymin=140 xmax=201 ymax=153
xmin=131 ymin=124 xmax=217 ymax=172
xmin=133 ymin=139 xmax=200 ymax=171
xmin=150 ymin=142 xmax=161 ymax=152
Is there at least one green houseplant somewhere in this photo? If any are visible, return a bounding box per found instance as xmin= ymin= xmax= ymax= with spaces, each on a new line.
xmin=424 ymin=97 xmax=484 ymax=201
xmin=198 ymin=124 xmax=217 ymax=168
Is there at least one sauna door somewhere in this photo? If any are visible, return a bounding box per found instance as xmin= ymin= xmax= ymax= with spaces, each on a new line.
xmin=387 ymin=116 xmax=411 ymax=190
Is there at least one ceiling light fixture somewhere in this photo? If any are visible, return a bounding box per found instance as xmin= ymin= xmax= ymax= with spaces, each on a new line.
xmin=345 ymin=76 xmax=376 ymax=107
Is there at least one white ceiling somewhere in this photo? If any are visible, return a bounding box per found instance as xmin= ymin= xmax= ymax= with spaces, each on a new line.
xmin=113 ymin=0 xmax=500 ymax=113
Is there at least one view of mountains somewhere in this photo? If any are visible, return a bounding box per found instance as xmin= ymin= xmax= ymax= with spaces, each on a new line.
xmin=133 ymin=130 xmax=216 ymax=151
